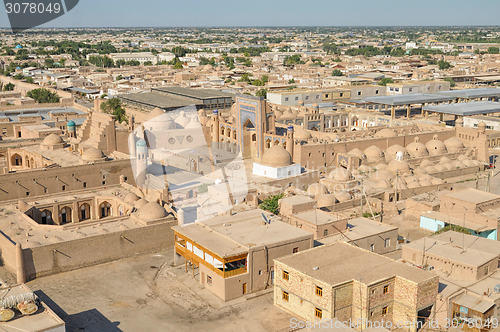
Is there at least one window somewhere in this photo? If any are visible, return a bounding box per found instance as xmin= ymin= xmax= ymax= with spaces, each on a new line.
xmin=340 ymin=93 xmax=343 ymax=97
xmin=305 ymin=96 xmax=309 ymax=100
xmin=283 ymin=271 xmax=289 ymax=281
xmin=382 ymin=306 xmax=388 ymax=315
xmin=485 ymin=266 xmax=489 ymax=275
xmin=376 ymin=90 xmax=379 ymax=94
xmin=293 ymin=247 xmax=299 ymax=253
xmin=383 ymin=285 xmax=389 ymax=294
xmin=315 ymin=308 xmax=322 ymax=319
xmin=316 ymin=286 xmax=323 ymax=297
xmin=207 ymin=275 xmax=212 ymax=286
xmin=83 ymin=182 xmax=87 ymax=188
xmin=62 ymin=185 xmax=66 ymax=191
xmin=259 ymin=270 xmax=262 ymax=275
xmin=324 ymin=229 xmax=328 ymax=237
xmin=26 ymin=192 xmax=30 ymax=196
xmin=370 ymin=244 xmax=375 ymax=252
xmin=285 ymin=97 xmax=289 ymax=101
xmin=371 ymin=289 xmax=375 ymax=295
xmin=282 ymin=291 xmax=289 ymax=301
xmin=316 ymin=95 xmax=320 ymax=99
xmin=358 ymin=91 xmax=361 ymax=96
xmin=295 ymin=97 xmax=298 ymax=101
xmin=384 ymin=238 xmax=390 ymax=247
xmin=102 ymin=181 xmax=106 ymax=185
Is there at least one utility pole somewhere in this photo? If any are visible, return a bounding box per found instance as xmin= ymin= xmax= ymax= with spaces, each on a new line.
xmin=380 ymin=202 xmax=384 ymax=223
xmin=360 ymin=178 xmax=363 ymax=217
xmin=394 ymin=171 xmax=399 ymax=203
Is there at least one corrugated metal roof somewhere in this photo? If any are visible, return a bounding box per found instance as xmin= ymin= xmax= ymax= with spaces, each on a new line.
xmin=423 ymin=101 xmax=500 ymax=116
xmin=363 ymin=93 xmax=455 ymax=106
xmin=453 ymin=293 xmax=495 ymax=313
xmin=437 ymin=88 xmax=500 ymax=99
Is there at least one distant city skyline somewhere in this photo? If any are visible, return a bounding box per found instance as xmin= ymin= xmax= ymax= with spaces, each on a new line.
xmin=1 ymin=0 xmax=500 ymax=29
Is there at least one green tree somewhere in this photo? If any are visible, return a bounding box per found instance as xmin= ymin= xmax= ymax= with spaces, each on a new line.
xmin=3 ymin=83 xmax=15 ymax=91
xmin=44 ymin=58 xmax=54 ymax=68
xmin=13 ymin=74 xmax=24 ymax=80
xmin=488 ymin=47 xmax=499 ymax=54
xmin=259 ymin=193 xmax=285 ymax=215
xmin=437 ymin=60 xmax=452 ymax=70
xmin=116 ymin=75 xmax=123 ymax=81
xmin=288 ymin=78 xmax=295 ymax=84
xmin=59 ymin=58 xmax=66 ymax=67
xmin=100 ymin=98 xmax=127 ymax=123
xmin=256 ymin=88 xmax=267 ymax=98
xmin=25 ymin=77 xmax=34 ymax=84
xmin=443 ymin=77 xmax=457 ymax=88
xmin=27 ymin=88 xmax=60 ymax=103
xmin=378 ymin=77 xmax=394 ymax=86
xmin=332 ymin=69 xmax=343 ymax=76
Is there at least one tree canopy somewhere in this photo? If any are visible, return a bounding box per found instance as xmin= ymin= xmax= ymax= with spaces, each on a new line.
xmin=27 ymin=88 xmax=60 ymax=103
xmin=100 ymin=98 xmax=128 ymax=123
xmin=259 ymin=193 xmax=285 ymax=215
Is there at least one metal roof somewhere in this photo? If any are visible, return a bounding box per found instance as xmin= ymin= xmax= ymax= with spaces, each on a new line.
xmin=363 ymin=93 xmax=455 ymax=106
xmin=452 ymin=293 xmax=495 ymax=314
xmin=422 ymin=101 xmax=500 ymax=116
xmin=68 ymin=87 xmax=100 ymax=94
xmin=437 ymin=88 xmax=500 ymax=99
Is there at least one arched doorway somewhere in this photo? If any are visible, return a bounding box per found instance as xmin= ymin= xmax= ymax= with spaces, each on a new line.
xmin=41 ymin=210 xmax=52 ymax=224
xmin=11 ymin=154 xmax=22 ymax=166
xmin=80 ymin=203 xmax=91 ymax=221
xmin=100 ymin=202 xmax=111 ymax=218
xmin=60 ymin=206 xmax=72 ymax=224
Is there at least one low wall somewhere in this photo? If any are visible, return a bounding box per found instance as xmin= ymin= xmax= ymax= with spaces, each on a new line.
xmin=0 ymin=101 xmax=73 ymax=111
xmin=22 ymin=219 xmax=176 ymax=280
xmin=0 ymin=230 xmax=17 ymax=272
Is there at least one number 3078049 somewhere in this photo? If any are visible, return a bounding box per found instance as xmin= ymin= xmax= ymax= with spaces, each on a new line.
xmin=5 ymin=3 xmax=61 ymax=14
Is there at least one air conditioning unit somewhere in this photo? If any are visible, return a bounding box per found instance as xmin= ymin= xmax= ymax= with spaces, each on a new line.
xmin=494 ymin=284 xmax=500 ymax=293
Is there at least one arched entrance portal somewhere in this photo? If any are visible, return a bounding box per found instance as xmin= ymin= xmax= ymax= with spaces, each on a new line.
xmin=242 ymin=119 xmax=256 ymax=159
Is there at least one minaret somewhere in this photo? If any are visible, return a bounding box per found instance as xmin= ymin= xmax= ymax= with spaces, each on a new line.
xmin=211 ymin=109 xmax=220 ymax=144
xmin=286 ymin=124 xmax=294 ymax=160
xmin=136 ymin=138 xmax=148 ymax=189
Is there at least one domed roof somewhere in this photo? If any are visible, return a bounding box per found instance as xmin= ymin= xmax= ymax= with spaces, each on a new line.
xmin=175 ymin=111 xmax=191 ymax=128
xmin=387 ymin=160 xmax=411 ymax=175
xmin=425 ymin=136 xmax=447 ymax=156
xmin=136 ymin=138 xmax=147 ymax=147
xmin=82 ymin=147 xmax=105 ymax=161
xmin=261 ymin=145 xmax=292 ymax=167
xmin=134 ymin=198 xmax=148 ymax=209
xmin=184 ymin=116 xmax=201 ymax=129
xmin=419 ymin=180 xmax=433 ymax=187
xmin=294 ymin=128 xmax=312 ymax=140
xmin=145 ymin=107 xmax=166 ymax=121
xmin=364 ymin=146 xmax=385 ymax=163
xmin=335 ymin=192 xmax=352 ymax=202
xmin=15 ymin=45 xmax=22 ymax=49
xmin=444 ymin=137 xmax=464 ymax=153
xmin=407 ymin=137 xmax=428 ymax=158
xmin=385 ymin=145 xmax=409 ymax=162
xmin=329 ymin=168 xmax=353 ymax=181
xmin=439 ymin=156 xmax=452 ymax=164
xmin=146 ymin=112 xmax=176 ymax=130
xmin=316 ymin=194 xmax=338 ymax=208
xmin=203 ymin=64 xmax=212 ymax=70
xmin=370 ymin=169 xmax=395 ymax=181
xmin=67 ymin=120 xmax=75 ymax=127
xmin=124 ymin=192 xmax=140 ymax=203
xmin=137 ymin=202 xmax=167 ymax=220
xmin=307 ymin=183 xmax=329 ymax=197
xmin=375 ymin=128 xmax=397 ymax=138
xmin=42 ymin=134 xmax=64 ymax=146
xmin=420 ymin=159 xmax=434 ymax=168
xmin=431 ymin=178 xmax=445 ymax=185
xmin=348 ymin=148 xmax=367 ymax=161
xmin=407 ymin=181 xmax=421 ymax=189
xmin=280 ymin=108 xmax=295 ymax=120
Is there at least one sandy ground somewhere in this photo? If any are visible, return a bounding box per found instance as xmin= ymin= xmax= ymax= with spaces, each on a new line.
xmin=25 ymin=248 xmax=295 ymax=332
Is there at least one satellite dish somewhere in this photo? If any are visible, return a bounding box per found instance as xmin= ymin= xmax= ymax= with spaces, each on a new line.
xmin=262 ymin=213 xmax=270 ymax=224
xmin=215 ymin=179 xmax=222 ymax=185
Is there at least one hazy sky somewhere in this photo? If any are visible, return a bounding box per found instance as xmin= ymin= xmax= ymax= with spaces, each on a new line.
xmin=0 ymin=0 xmax=499 ymax=28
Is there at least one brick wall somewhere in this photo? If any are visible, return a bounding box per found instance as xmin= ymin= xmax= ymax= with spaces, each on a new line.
xmin=22 ymin=220 xmax=175 ymax=279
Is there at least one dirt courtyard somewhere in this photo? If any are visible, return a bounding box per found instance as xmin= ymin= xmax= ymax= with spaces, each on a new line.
xmin=26 ymin=248 xmax=295 ymax=332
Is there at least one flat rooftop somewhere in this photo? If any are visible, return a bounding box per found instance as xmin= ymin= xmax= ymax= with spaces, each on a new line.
xmin=118 ymin=92 xmax=198 ymax=109
xmin=320 ymin=218 xmax=397 ymax=245
xmin=173 ymin=209 xmax=312 ymax=258
xmin=294 ymin=209 xmax=342 ymax=226
xmin=423 ymin=101 xmax=500 ymax=116
xmin=363 ymin=93 xmax=454 ymax=106
xmin=404 ymin=231 xmax=500 ymax=266
xmin=152 ymin=86 xmax=235 ymax=100
xmin=442 ymin=188 xmax=500 ymax=204
xmin=276 ymin=242 xmax=434 ymax=286
xmin=280 ymin=195 xmax=316 ymax=206
xmin=437 ymin=88 xmax=500 ymax=99
xmin=421 ymin=211 xmax=495 ymax=231
xmin=0 ymin=284 xmax=65 ymax=332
